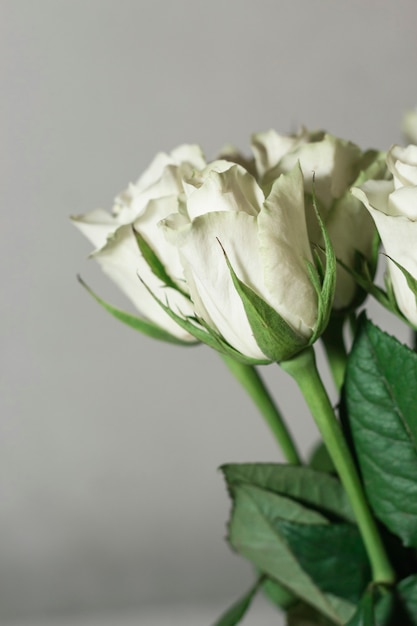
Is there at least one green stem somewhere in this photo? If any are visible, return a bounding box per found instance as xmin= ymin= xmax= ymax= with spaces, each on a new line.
xmin=221 ymin=355 xmax=301 ymax=465
xmin=322 ymin=314 xmax=347 ymax=391
xmin=281 ymin=347 xmax=395 ymax=585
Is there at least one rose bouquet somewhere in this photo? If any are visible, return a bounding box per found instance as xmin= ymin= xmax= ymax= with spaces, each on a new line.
xmin=73 ymin=117 xmax=417 ymax=625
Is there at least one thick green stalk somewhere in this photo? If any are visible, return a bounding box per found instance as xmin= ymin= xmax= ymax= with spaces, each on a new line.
xmin=322 ymin=314 xmax=347 ymax=391
xmin=221 ymin=355 xmax=301 ymax=465
xmin=281 ymin=347 xmax=395 ymax=584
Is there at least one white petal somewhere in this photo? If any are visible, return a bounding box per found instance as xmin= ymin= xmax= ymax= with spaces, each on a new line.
xmin=326 ymin=193 xmax=376 ymax=309
xmin=134 ymin=195 xmax=189 ymax=289
xmin=176 ymin=211 xmax=268 ymax=360
xmin=182 ymin=159 xmax=235 ymax=199
xmin=387 ymin=144 xmax=417 ymax=188
xmin=369 ymin=209 xmax=417 ymax=327
xmin=351 ymin=180 xmax=394 ymax=216
xmin=135 ymin=152 xmax=173 ymax=192
xmin=170 ymin=144 xmax=206 ymax=170
xmin=134 ymin=144 xmax=205 ymax=192
xmin=114 ymin=165 xmax=183 ymax=223
xmin=185 ymin=164 xmax=264 ymax=221
xmin=388 ymin=186 xmax=417 ymax=220
xmin=113 ymin=144 xmax=206 ymax=222
xmin=278 ymin=134 xmax=362 ymax=211
xmin=352 ymin=182 xmax=417 ymax=327
xmin=71 ymin=208 xmax=120 ymax=250
xmin=259 ymin=165 xmax=317 ymax=336
xmin=251 ymin=127 xmax=309 ymax=178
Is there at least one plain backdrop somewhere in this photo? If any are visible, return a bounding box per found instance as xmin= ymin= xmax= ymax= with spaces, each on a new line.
xmin=1 ymin=1 xmax=417 ymax=624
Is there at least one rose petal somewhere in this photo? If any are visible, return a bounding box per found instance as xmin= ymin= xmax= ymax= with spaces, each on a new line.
xmin=388 ymin=186 xmax=417 ymax=220
xmin=71 ymin=208 xmax=120 ymax=250
xmin=185 ymin=164 xmax=264 ymax=221
xmin=135 ymin=195 xmax=189 ymax=289
xmin=278 ymin=134 xmax=362 ymax=211
xmin=251 ymin=127 xmax=309 ymax=178
xmin=259 ymin=165 xmax=317 ymax=335
xmin=387 ymin=145 xmax=417 ymax=189
xmin=351 ymin=180 xmax=394 ymax=217
xmin=352 ymin=182 xmax=417 ymax=326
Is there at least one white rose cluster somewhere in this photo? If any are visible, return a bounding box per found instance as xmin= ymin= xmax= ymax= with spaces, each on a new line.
xmin=73 ymin=128 xmax=383 ymax=362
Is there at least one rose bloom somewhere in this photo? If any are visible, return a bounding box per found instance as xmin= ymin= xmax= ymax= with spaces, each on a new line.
xmin=250 ymin=129 xmax=383 ymax=310
xmin=162 ymin=160 xmax=319 ymax=361
xmin=352 ymin=144 xmax=417 ymax=327
xmin=72 ymin=145 xmax=206 ymax=342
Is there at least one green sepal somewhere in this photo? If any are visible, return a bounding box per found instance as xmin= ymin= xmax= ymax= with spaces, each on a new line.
xmin=308 ymin=185 xmax=336 ymax=344
xmin=139 ymin=275 xmax=269 ymax=365
xmin=211 ymin=577 xmax=263 ymax=626
xmin=336 ymin=248 xmax=417 ymax=330
xmin=336 ymin=251 xmax=407 ymax=323
xmin=386 ymin=256 xmax=417 ymax=329
xmin=133 ymin=228 xmax=189 ymax=298
xmin=77 ymin=275 xmax=195 ymax=345
xmin=217 ymin=240 xmax=306 ymax=362
xmin=345 ymin=315 xmax=417 ymax=548
xmin=133 ymin=225 xmax=268 ymax=362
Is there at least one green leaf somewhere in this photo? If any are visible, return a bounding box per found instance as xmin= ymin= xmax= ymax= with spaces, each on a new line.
xmin=218 ymin=242 xmax=307 ymax=362
xmin=212 ymin=578 xmax=263 ymax=626
xmin=221 ymin=463 xmax=354 ymax=523
xmin=287 ymin=602 xmax=337 ymax=625
xmin=345 ymin=585 xmax=394 ymax=626
xmin=397 ymin=575 xmax=417 ymax=624
xmin=227 ymin=483 xmax=355 ymax=624
xmin=276 ymin=520 xmax=370 ymax=603
xmin=345 ymin=591 xmax=375 ymax=626
xmin=345 ymin=316 xmax=417 ymax=548
xmin=77 ymin=275 xmax=195 ymax=345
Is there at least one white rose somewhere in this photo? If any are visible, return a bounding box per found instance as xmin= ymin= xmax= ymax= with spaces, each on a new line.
xmin=162 ymin=161 xmax=322 ymax=362
xmin=72 ymin=144 xmax=206 ymax=342
xmin=253 ymin=131 xmax=381 ymax=309
xmin=352 ymin=144 xmax=417 ymax=327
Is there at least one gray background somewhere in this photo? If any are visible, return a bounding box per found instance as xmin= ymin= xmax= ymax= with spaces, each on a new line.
xmin=1 ymin=1 xmax=416 ymax=624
